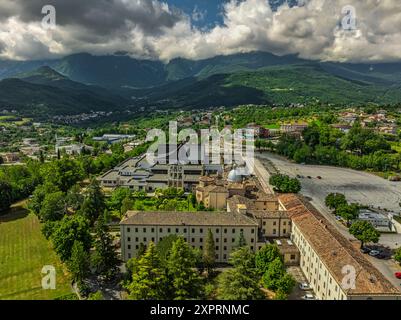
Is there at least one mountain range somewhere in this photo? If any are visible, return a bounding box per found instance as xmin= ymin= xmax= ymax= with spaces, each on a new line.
xmin=1 ymin=51 xmax=401 ymax=118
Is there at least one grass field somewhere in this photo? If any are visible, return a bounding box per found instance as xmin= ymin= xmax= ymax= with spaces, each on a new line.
xmin=0 ymin=202 xmax=72 ymax=300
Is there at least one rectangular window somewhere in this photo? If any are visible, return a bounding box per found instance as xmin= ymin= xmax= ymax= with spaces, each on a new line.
xmin=127 ymin=228 xmax=131 ymax=232
xmin=176 ymin=228 xmax=179 ymax=233
xmin=232 ymin=229 xmax=236 ymax=234
xmin=159 ymin=228 xmax=163 ymax=233
xmin=127 ymin=237 xmax=131 ymax=242
xmin=128 ymin=245 xmax=131 ymax=249
xmin=151 ymin=228 xmax=155 ymax=233
xmin=135 ymin=228 xmax=139 ymax=232
xmin=143 ymin=228 xmax=146 ymax=233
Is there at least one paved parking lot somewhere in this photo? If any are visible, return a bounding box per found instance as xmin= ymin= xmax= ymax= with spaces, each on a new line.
xmin=256 ymin=152 xmax=401 ymax=289
xmin=287 ymin=266 xmax=312 ymax=300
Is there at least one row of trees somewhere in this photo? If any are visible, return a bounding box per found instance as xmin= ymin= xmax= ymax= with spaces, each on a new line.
xmin=275 ymin=123 xmax=401 ymax=173
xmin=124 ymin=231 xmax=295 ymax=300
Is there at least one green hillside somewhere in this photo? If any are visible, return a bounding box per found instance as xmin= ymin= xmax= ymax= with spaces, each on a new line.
xmin=139 ymin=64 xmax=401 ymax=108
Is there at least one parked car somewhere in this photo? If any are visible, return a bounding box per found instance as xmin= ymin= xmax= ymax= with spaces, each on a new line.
xmin=395 ymin=272 xmax=401 ymax=279
xmin=369 ymin=250 xmax=381 ymax=257
xmin=335 ymin=216 xmax=343 ymax=221
xmin=307 ymin=176 xmax=312 ymax=179
xmin=360 ymin=247 xmax=371 ymax=254
xmin=302 ymin=293 xmax=316 ymax=300
xmin=299 ymin=282 xmax=311 ymax=290
xmin=317 ymin=176 xmax=322 ymax=180
xmin=376 ymin=253 xmax=387 ymax=259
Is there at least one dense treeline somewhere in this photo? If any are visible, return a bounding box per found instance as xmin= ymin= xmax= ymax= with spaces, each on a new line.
xmin=275 ymin=123 xmax=401 ymax=173
xmin=0 ymin=142 xmax=149 ymax=214
xmin=123 ymin=235 xmax=294 ymax=300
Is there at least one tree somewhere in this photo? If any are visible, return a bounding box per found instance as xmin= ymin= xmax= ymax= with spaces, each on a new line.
xmin=107 ymin=187 xmax=131 ymax=211
xmin=68 ymin=241 xmax=90 ymax=284
xmin=325 ymin=193 xmax=347 ymax=211
xmin=337 ymin=203 xmax=359 ymax=226
xmin=166 ymin=237 xmax=203 ymax=300
xmin=349 ymin=220 xmax=380 ymax=248
xmin=156 ymin=234 xmax=180 ymax=263
xmin=269 ymin=174 xmax=301 ymax=193
xmin=0 ymin=180 xmax=13 ymax=213
xmin=394 ymin=247 xmax=401 ymax=265
xmin=217 ymin=247 xmax=264 ymax=300
xmin=50 ymin=215 xmax=92 ymax=262
xmin=28 ymin=182 xmax=59 ymax=215
xmin=121 ymin=196 xmax=134 ymax=217
xmin=255 ymin=244 xmax=283 ymax=275
xmin=78 ymin=178 xmax=106 ymax=225
xmin=91 ymin=217 xmax=120 ymax=280
xmin=42 ymin=158 xmax=84 ymax=192
xmin=203 ymin=229 xmax=215 ymax=276
xmin=262 ymin=257 xmax=295 ymax=295
xmin=66 ymin=184 xmax=84 ymax=211
xmin=234 ymin=230 xmax=247 ymax=248
xmin=126 ymin=242 xmax=168 ymax=300
xmin=39 ymin=191 xmax=67 ymax=222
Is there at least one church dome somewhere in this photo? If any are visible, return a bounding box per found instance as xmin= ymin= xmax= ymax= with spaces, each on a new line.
xmin=227 ymin=169 xmax=243 ymax=183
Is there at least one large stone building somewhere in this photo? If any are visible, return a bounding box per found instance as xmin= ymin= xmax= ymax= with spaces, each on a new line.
xmin=120 ymin=211 xmax=258 ymax=262
xmin=99 ymin=144 xmax=223 ymax=192
xmin=279 ymin=194 xmax=401 ymax=300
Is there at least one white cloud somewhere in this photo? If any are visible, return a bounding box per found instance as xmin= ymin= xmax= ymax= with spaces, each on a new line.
xmin=1 ymin=0 xmax=401 ymax=63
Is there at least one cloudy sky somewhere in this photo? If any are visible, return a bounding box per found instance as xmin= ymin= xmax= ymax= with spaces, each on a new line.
xmin=0 ymin=0 xmax=400 ymax=63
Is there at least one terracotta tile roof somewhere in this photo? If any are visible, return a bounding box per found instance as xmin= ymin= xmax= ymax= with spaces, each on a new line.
xmin=121 ymin=211 xmax=258 ymax=227
xmin=279 ymin=194 xmax=401 ymax=296
xmin=248 ymin=210 xmax=289 ymax=219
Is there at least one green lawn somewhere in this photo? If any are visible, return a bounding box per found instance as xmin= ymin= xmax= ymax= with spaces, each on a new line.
xmin=0 ymin=203 xmax=72 ymax=300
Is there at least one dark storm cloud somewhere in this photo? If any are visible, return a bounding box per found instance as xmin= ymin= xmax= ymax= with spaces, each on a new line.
xmin=1 ymin=0 xmax=184 ymax=36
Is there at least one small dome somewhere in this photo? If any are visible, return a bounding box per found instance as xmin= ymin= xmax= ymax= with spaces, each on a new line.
xmin=227 ymin=169 xmax=243 ymax=183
